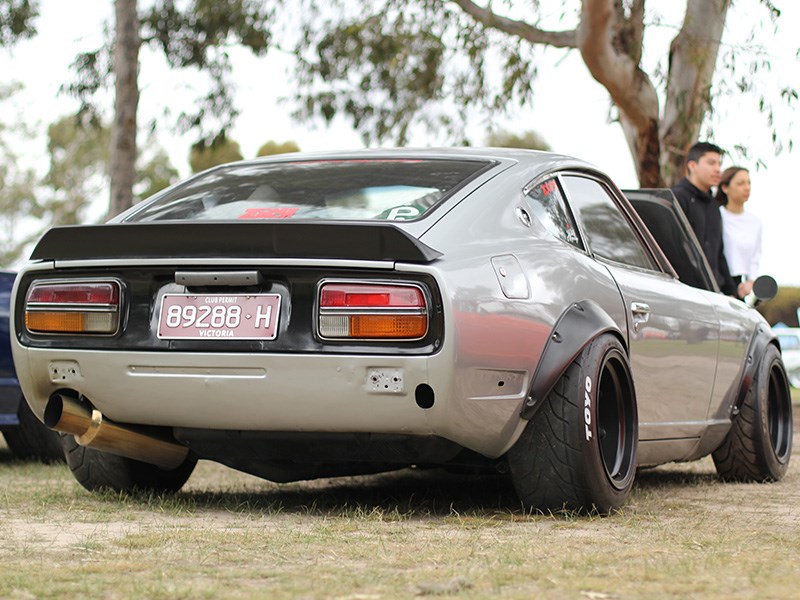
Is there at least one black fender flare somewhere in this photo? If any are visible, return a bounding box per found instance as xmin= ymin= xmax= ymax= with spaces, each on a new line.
xmin=520 ymin=300 xmax=626 ymax=420
xmin=733 ymin=324 xmax=786 ymax=415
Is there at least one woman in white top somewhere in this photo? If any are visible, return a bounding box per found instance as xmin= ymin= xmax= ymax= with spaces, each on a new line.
xmin=715 ymin=166 xmax=762 ymax=298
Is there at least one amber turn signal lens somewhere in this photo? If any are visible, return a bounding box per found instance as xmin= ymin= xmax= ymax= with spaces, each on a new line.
xmin=26 ymin=311 xmax=86 ymax=333
xmin=350 ymin=315 xmax=428 ymax=338
xmin=25 ymin=311 xmax=119 ymax=334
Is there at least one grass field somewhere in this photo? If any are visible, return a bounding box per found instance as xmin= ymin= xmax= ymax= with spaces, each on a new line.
xmin=2 ymin=404 xmax=799 ymax=599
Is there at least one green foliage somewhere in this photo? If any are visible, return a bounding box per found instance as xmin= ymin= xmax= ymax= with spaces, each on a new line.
xmin=141 ymin=0 xmax=273 ymax=139
xmin=0 ymin=104 xmax=178 ymax=263
xmin=0 ymin=0 xmax=38 ymax=47
xmin=66 ymin=1 xmax=273 ymax=142
xmin=63 ymin=48 xmax=111 ymax=127
xmin=0 ymin=106 xmax=104 ymax=264
xmin=189 ymin=134 xmax=243 ymax=173
xmin=485 ymin=129 xmax=550 ymax=151
xmin=296 ymin=7 xmax=452 ymax=144
xmin=135 ymin=143 xmax=179 ymax=201
xmin=39 ymin=113 xmax=111 ymax=226
xmin=757 ymin=286 xmax=800 ymax=327
xmin=142 ymin=0 xmax=272 ymax=66
xmin=291 ymin=1 xmax=542 ymax=145
xmin=0 ymin=82 xmax=38 ymax=264
xmin=256 ymin=140 xmax=300 ymax=156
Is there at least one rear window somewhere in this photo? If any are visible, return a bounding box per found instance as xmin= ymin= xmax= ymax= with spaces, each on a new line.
xmin=124 ymin=158 xmax=494 ymax=222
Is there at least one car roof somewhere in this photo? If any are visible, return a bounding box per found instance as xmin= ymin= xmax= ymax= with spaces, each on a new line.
xmin=198 ymin=147 xmax=600 ymax=181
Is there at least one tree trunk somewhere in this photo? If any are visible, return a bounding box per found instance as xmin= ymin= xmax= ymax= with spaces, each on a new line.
xmin=108 ymin=0 xmax=140 ymax=219
xmin=659 ymin=0 xmax=730 ymax=187
xmin=577 ymin=0 xmax=663 ymax=187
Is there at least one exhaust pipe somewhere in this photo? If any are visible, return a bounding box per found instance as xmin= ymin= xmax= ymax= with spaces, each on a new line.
xmin=44 ymin=393 xmax=189 ymax=470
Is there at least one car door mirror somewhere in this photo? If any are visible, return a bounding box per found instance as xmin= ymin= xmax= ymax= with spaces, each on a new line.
xmin=752 ymin=275 xmax=778 ymax=301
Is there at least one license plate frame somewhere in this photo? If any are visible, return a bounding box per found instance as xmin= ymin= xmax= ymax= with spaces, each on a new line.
xmin=157 ymin=293 xmax=281 ymax=340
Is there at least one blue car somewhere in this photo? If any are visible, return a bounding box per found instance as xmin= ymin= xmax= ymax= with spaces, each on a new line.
xmin=1 ymin=271 xmax=63 ymax=461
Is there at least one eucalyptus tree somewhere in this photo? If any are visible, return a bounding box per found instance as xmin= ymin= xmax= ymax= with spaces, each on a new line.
xmin=289 ymin=0 xmax=791 ymax=186
xmin=0 ymin=0 xmax=37 ymax=47
xmin=0 ymin=84 xmax=37 ymax=264
xmin=68 ymin=0 xmax=272 ymax=216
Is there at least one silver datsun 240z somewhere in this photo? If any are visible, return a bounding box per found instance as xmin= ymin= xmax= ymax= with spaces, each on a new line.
xmin=10 ymin=148 xmax=792 ymax=513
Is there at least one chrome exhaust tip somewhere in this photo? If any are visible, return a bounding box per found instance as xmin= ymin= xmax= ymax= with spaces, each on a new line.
xmin=45 ymin=392 xmax=190 ymax=470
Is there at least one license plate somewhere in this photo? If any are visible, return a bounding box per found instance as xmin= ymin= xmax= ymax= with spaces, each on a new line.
xmin=158 ymin=294 xmax=281 ymax=340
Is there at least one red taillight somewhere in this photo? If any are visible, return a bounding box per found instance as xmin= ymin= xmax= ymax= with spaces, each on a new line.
xmin=27 ymin=282 xmax=119 ymax=305
xmin=318 ymin=283 xmax=428 ymax=340
xmin=25 ymin=280 xmax=122 ymax=335
xmin=320 ymin=284 xmax=425 ymax=308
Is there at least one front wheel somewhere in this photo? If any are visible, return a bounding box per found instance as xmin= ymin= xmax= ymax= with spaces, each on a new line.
xmin=508 ymin=334 xmax=638 ymax=514
xmin=713 ymin=344 xmax=792 ymax=482
xmin=62 ymin=435 xmax=197 ymax=494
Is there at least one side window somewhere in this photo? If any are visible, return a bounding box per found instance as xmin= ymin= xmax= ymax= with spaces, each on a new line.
xmin=627 ymin=195 xmax=716 ymax=291
xmin=561 ymin=175 xmax=655 ymax=270
xmin=524 ymin=178 xmax=581 ymax=248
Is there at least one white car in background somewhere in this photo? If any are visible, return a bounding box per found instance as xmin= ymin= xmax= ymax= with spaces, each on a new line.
xmin=774 ymin=328 xmax=800 ymax=387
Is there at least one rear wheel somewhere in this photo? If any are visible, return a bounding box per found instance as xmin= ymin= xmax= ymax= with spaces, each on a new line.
xmin=2 ymin=396 xmax=65 ymax=463
xmin=713 ymin=344 xmax=792 ymax=482
xmin=508 ymin=334 xmax=637 ymax=514
xmin=62 ymin=435 xmax=196 ymax=494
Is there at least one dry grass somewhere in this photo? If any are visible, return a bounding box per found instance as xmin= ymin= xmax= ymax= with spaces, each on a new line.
xmin=1 ymin=405 xmax=799 ymax=599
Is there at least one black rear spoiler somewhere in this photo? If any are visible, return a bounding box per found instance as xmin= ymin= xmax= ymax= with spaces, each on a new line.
xmin=30 ymin=222 xmax=442 ymax=263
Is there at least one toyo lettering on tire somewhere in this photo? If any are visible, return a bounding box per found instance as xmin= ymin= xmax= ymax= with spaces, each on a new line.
xmin=712 ymin=343 xmax=792 ymax=482
xmin=61 ymin=435 xmax=197 ymax=494
xmin=508 ymin=334 xmax=637 ymax=514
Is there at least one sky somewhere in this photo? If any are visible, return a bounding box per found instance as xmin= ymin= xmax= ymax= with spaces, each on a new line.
xmin=1 ymin=1 xmax=799 ymax=284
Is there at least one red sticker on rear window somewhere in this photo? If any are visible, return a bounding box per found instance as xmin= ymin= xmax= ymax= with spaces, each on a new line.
xmin=540 ymin=180 xmax=557 ymax=197
xmin=238 ymin=207 xmax=299 ymax=219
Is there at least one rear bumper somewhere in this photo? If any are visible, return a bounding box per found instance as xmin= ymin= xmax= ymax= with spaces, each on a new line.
xmin=13 ymin=347 xmax=529 ymax=457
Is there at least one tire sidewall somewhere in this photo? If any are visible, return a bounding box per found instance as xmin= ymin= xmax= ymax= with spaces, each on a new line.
xmin=61 ymin=434 xmax=196 ymax=493
xmin=575 ymin=334 xmax=637 ymax=512
xmin=753 ymin=345 xmax=792 ymax=477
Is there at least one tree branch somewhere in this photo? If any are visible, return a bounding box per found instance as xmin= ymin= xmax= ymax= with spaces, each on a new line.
xmin=450 ymin=0 xmax=578 ymax=48
xmin=578 ymin=0 xmax=655 ymax=128
xmin=577 ymin=0 xmax=661 ymax=185
xmin=660 ymin=0 xmax=730 ymax=185
xmin=629 ymin=0 xmax=645 ymax=65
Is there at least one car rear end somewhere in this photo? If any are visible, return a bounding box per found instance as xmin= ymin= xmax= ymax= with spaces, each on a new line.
xmin=11 ymin=153 xmax=530 ymax=478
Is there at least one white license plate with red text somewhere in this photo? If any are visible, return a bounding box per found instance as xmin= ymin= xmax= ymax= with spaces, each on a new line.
xmin=158 ymin=294 xmax=281 ymax=340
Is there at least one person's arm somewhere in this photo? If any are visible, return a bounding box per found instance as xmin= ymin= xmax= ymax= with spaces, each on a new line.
xmin=750 ymin=218 xmax=763 ymax=279
xmin=737 ymin=217 xmax=763 ymax=297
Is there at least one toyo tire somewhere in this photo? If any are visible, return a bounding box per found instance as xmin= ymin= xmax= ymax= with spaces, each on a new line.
xmin=62 ymin=435 xmax=197 ymax=494
xmin=2 ymin=396 xmax=65 ymax=463
xmin=713 ymin=344 xmax=792 ymax=482
xmin=508 ymin=334 xmax=638 ymax=514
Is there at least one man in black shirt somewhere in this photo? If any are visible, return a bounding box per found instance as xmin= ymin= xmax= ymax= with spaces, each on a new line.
xmin=671 ymin=142 xmax=737 ymax=296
